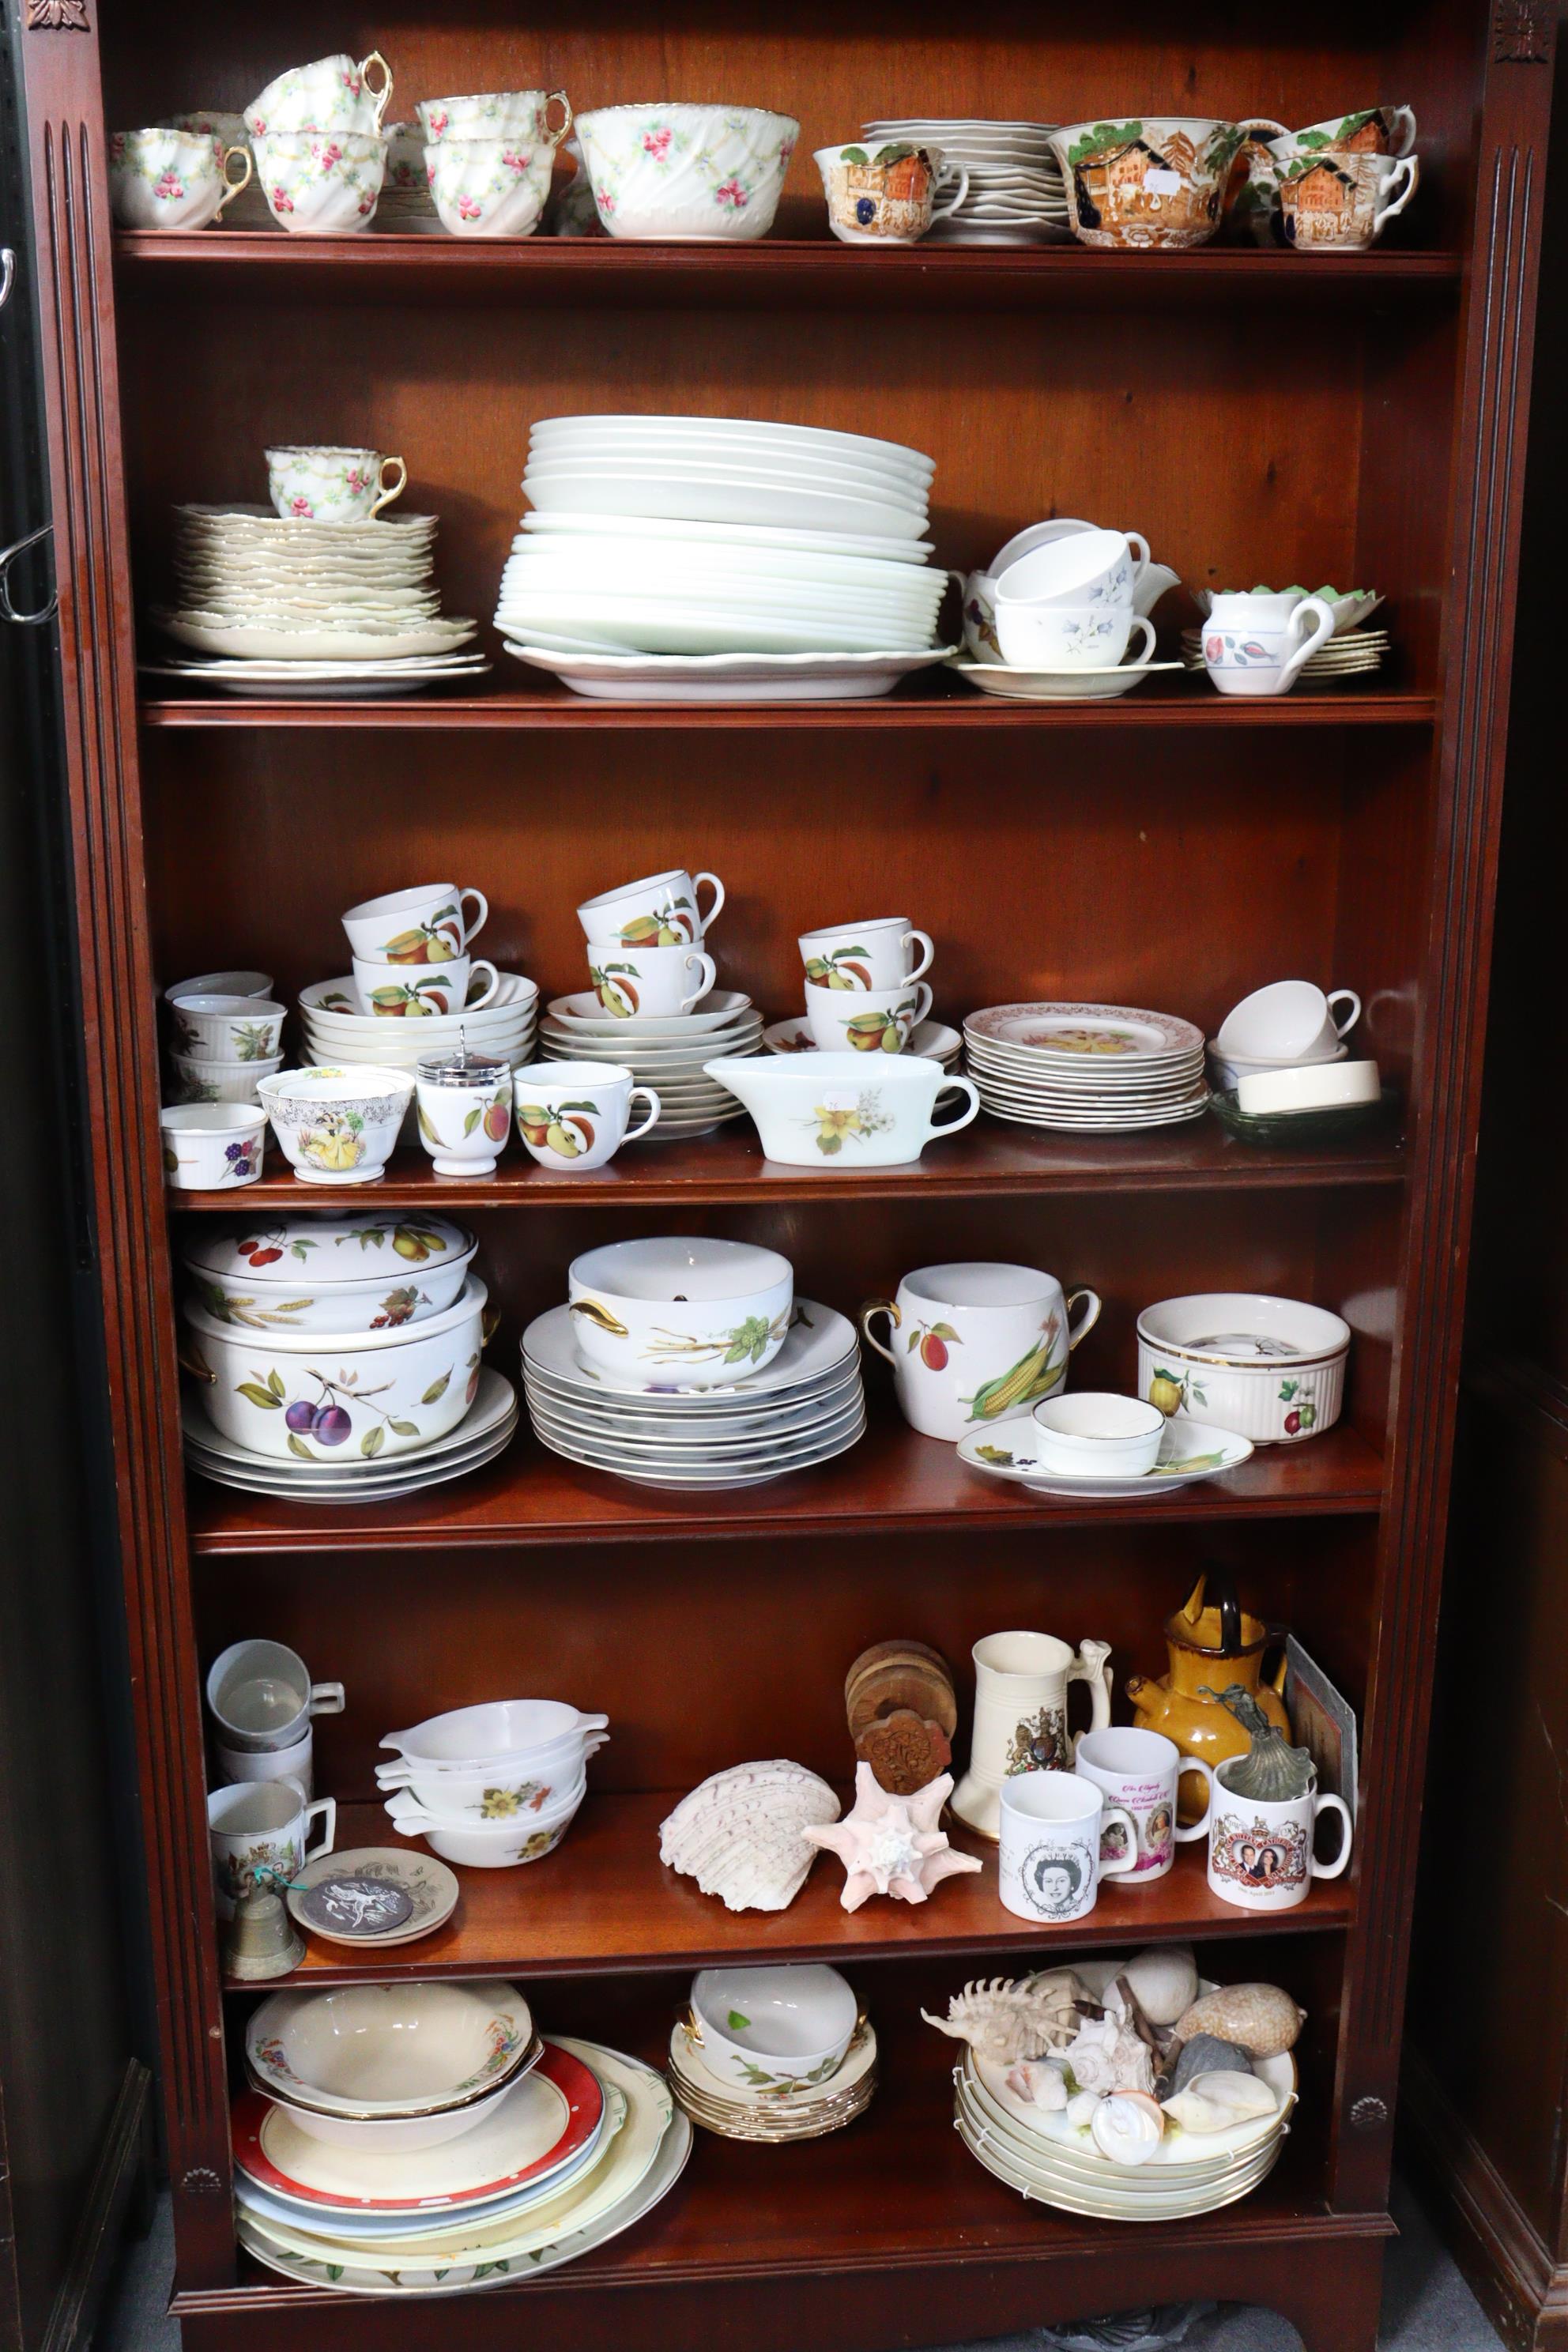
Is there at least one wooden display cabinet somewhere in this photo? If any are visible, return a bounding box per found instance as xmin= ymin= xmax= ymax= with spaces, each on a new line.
xmin=13 ymin=2 xmax=1554 ymax=2344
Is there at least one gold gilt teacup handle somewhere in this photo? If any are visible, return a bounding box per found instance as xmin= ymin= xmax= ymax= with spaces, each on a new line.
xmin=858 ymin=1297 xmax=900 ymax=1367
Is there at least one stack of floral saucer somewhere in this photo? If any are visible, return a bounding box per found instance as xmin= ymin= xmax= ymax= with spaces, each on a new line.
xmin=539 ymin=989 xmax=762 ymax=1138
xmin=1182 ymin=590 xmax=1388 ymax=684
xmin=964 ymin=1002 xmax=1208 ymax=1130
xmin=667 ymin=2014 xmax=878 ymax=2143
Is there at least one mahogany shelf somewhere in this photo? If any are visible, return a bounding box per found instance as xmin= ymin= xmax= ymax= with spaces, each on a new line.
xmin=175 ymin=1121 xmax=1407 ymax=1212
xmin=138 ymin=680 xmax=1438 ymax=731
xmin=115 ymin=230 xmax=1461 ymax=314
xmin=186 ymin=1412 xmax=1384 ymax=1556
xmin=231 ymin=1792 xmax=1355 ymax=1991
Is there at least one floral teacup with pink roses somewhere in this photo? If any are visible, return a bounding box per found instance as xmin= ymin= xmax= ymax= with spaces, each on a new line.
xmin=266 ymin=446 xmax=408 ymax=523
xmin=253 ymin=130 xmax=387 ymax=235
xmin=426 ymin=137 xmax=556 ymax=238
xmin=416 ymin=89 xmax=572 ymax=147
xmin=575 ymin=101 xmax=798 ymax=242
xmin=109 ymin=127 xmax=253 ymax=232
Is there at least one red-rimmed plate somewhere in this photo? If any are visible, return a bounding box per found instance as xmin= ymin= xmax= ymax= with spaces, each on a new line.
xmin=232 ymin=2041 xmax=603 ymax=2214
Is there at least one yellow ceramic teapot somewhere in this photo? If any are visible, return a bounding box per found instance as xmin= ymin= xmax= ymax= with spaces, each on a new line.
xmin=1126 ymin=1570 xmax=1290 ymax=1822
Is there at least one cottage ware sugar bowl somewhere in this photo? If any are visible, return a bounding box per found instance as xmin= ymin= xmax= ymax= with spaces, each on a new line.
xmin=1050 ymin=117 xmax=1245 ymax=251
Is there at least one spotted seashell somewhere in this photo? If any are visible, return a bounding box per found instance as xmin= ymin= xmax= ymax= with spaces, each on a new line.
xmin=1172 ymin=1983 xmax=1305 ymax=2059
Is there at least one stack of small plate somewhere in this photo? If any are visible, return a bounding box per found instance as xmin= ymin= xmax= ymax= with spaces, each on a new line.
xmin=147 ymin=505 xmax=484 ymax=696
xmin=1182 ymin=622 xmax=1389 ymax=683
xmin=668 ymin=2015 xmax=878 ymax=2142
xmin=964 ymin=1002 xmax=1208 ymax=1130
xmin=379 ymin=124 xmax=440 ymax=230
xmin=763 ymin=1014 xmax=961 ymax=1070
xmin=300 ymin=977 xmax=539 ymax=1077
xmin=861 ymin=119 xmax=1070 ymax=245
xmin=540 ymin=988 xmax=762 ymax=1139
xmin=182 ymin=1367 xmax=520 ymax=1505
xmin=521 ymin=1302 xmax=866 ymax=1491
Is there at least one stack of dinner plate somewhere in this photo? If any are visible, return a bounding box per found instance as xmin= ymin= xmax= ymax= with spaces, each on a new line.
xmin=540 ymin=987 xmax=762 ymax=1139
xmin=522 ymin=1302 xmax=865 ymax=1491
xmin=861 ymin=119 xmax=1070 ymax=245
xmin=964 ymin=1002 xmax=1208 ymax=1129
xmin=181 ymin=1369 xmax=520 ymax=1506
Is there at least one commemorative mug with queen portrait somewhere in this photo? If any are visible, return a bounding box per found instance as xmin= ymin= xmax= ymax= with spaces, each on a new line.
xmin=998 ymin=1769 xmax=1137 ymax=1924
xmin=1206 ymin=1754 xmax=1352 ymax=1912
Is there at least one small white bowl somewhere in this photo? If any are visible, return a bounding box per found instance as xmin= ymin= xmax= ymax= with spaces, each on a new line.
xmin=375 ymin=1740 xmax=607 ymax=1818
xmin=1208 ymin=1041 xmax=1347 ymax=1089
xmin=164 ymin=968 xmax=273 ymax=1004
xmin=257 ymin=1065 xmax=413 ymax=1185
xmin=567 ymin=1235 xmax=793 ymax=1390
xmin=378 ymin=1699 xmax=609 ymax=1773
xmin=262 ymin=2078 xmax=514 ymax=2150
xmin=689 ymin=1965 xmax=858 ymax=2094
xmin=168 ymin=993 xmax=285 ymax=1062
xmin=170 ymin=1050 xmax=284 ymax=1105
xmin=246 ymin=1980 xmax=532 ymax=2116
xmin=384 ymin=1780 xmax=586 ymax=1868
xmin=1030 ymin=1391 xmax=1165 ymax=1475
xmin=160 ymin=1102 xmax=266 ymax=1189
xmin=1236 ymin=1059 xmax=1381 ymax=1116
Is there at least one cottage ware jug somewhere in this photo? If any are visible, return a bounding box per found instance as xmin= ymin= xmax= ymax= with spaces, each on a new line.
xmin=1125 ymin=1570 xmax=1289 ymax=1824
xmin=951 ymin=1629 xmax=1113 ymax=1841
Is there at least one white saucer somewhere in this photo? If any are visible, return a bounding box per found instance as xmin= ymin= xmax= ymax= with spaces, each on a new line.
xmin=504 ymin=643 xmax=955 ymax=704
xmin=957 ymin=1413 xmax=1253 ymax=1497
xmin=951 ymin=656 xmax=1185 ymax=703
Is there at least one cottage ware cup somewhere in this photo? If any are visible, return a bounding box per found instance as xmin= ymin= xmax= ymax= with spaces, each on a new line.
xmin=245 ymin=52 xmax=393 ymax=140
xmin=1030 ymin=1392 xmax=1167 ymax=1476
xmin=952 ymin=1629 xmax=1114 ymax=1840
xmin=1216 ymin=980 xmax=1361 ymax=1065
xmin=688 ymin=1966 xmax=858 ymax=2092
xmin=217 ymin=1727 xmax=315 ymax=1802
xmin=576 ymin=869 xmax=725 ymax=944
xmin=575 ymin=103 xmax=799 ymax=243
xmin=803 ymin=978 xmax=933 ymax=1055
xmin=350 ymin=956 xmax=500 ymax=1019
xmin=256 ymin=1065 xmax=414 ymax=1184
xmin=1050 ymin=116 xmax=1245 ymax=251
xmin=859 ymin=1263 xmax=1100 ymax=1442
xmin=417 ymin=90 xmax=572 ymax=146
xmin=586 ymin=942 xmax=716 ymax=1018
xmin=998 ymin=1769 xmax=1136 ymax=1922
xmin=266 ymin=447 xmax=407 ymax=524
xmin=816 ymin=141 xmax=969 ymax=244
xmin=1207 ymin=1755 xmax=1351 ymax=1912
xmin=1292 ymin=104 xmax=1417 ymax=157
xmin=1075 ymin=1725 xmax=1212 ymax=1881
xmin=160 ymin=1103 xmax=266 ymax=1189
xmin=209 ymin=1781 xmax=337 ymax=1921
xmin=341 ymin=884 xmax=488 ymax=963
xmin=799 ymin=918 xmax=934 ymax=989
xmin=1276 ymin=150 xmax=1418 ymax=251
xmin=168 ymin=995 xmax=285 ymax=1062
xmin=567 ymin=1236 xmax=793 ymax=1390
xmin=997 ymin=603 xmax=1155 ymax=670
xmin=512 ymin=1061 xmax=662 ymax=1170
xmin=206 ymin=1638 xmax=345 ymax=1751
xmin=415 ymin=1050 xmax=513 ymax=1177
xmin=1202 ymin=592 xmax=1335 ymax=695
xmin=253 ymin=132 xmax=388 ymax=235
xmin=426 ymin=137 xmax=556 ymax=238
xmin=706 ymin=1052 xmax=980 ymax=1167
xmin=109 ymin=129 xmax=253 ymax=230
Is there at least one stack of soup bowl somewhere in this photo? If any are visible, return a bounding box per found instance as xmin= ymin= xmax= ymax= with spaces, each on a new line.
xmin=667 ymin=1966 xmax=877 ymax=2142
xmin=166 ymin=988 xmax=285 ymax=1104
xmin=522 ymin=1238 xmax=865 ymax=1490
xmin=177 ymin=1211 xmax=518 ymax=1502
xmin=246 ymin=51 xmax=392 ymax=235
xmin=416 ymin=89 xmax=573 ymax=239
xmin=376 ymin=1699 xmax=607 ymax=1868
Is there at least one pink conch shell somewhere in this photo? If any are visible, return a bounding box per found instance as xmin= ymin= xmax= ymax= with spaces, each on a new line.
xmin=801 ymin=1762 xmax=983 ymax=1913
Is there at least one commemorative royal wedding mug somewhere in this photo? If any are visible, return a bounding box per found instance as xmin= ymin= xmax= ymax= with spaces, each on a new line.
xmin=1206 ymin=1755 xmax=1352 ymax=1912
xmin=1075 ymin=1724 xmax=1213 ymax=1883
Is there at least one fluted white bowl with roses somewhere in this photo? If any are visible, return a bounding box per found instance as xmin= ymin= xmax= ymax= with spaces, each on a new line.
xmin=575 ymin=103 xmax=798 ymax=241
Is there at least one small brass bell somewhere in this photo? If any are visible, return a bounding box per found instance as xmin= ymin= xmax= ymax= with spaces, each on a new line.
xmin=223 ymin=1869 xmax=304 ymax=1981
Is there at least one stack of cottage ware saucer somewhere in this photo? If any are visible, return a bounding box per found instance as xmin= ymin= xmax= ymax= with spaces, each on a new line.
xmin=378 ymin=1698 xmax=609 ymax=1870
xmin=235 ymin=1982 xmax=690 ymax=2297
xmin=667 ymin=1966 xmax=877 ymax=2142
xmin=540 ymin=865 xmax=760 ymax=1136
xmin=176 ymin=1213 xmax=519 ymax=1503
xmin=964 ymin=1003 xmax=1209 ymax=1130
xmin=149 ymin=499 xmax=484 ymax=697
xmin=861 ymin=118 xmax=1069 ymax=244
xmin=522 ymin=1238 xmax=865 ymax=1491
xmin=496 ymin=414 xmax=954 ymax=703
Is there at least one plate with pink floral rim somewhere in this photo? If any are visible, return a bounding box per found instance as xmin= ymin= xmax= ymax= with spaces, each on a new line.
xmin=965 ymin=1003 xmax=1204 ymax=1061
xmin=957 ymin=1415 xmax=1253 ymax=1498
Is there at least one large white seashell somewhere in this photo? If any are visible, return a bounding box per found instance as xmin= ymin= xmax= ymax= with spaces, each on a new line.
xmin=920 ymin=1969 xmax=1085 ymax=2064
xmin=1091 ymin=2090 xmax=1165 ymax=2166
xmin=1162 ymin=2069 xmax=1279 ymax=2135
xmin=1004 ymin=2057 xmax=1069 ymax=2109
xmin=1059 ymin=2010 xmax=1155 ymax=2098
xmin=658 ymin=1760 xmax=838 ymax=1913
xmin=1121 ymin=1943 xmax=1198 ymax=2028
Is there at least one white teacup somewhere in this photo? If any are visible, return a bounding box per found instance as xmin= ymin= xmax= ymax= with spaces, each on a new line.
xmin=998 ymin=1769 xmax=1136 ymax=1924
xmin=1207 ymin=1755 xmax=1351 ymax=1912
xmin=576 ymin=868 xmax=725 ymax=945
xmin=351 ymin=955 xmax=499 ymax=1017
xmin=804 ymin=977 xmax=932 ymax=1055
xmin=206 ymin=1638 xmax=345 ymax=1751
xmin=860 ymin=1262 xmax=1100 ymax=1442
xmin=245 ymin=51 xmax=393 ymax=140
xmin=215 ymin=1727 xmax=314 ymax=1803
xmin=254 ymin=132 xmax=388 ymax=235
xmin=586 ymin=942 xmax=716 ymax=1018
xmin=513 ymin=1061 xmax=662 ymax=1170
xmin=1216 ymin=979 xmax=1362 ymax=1064
xmin=997 ymin=604 xmax=1155 ymax=670
xmin=1076 ymin=1725 xmax=1212 ymax=1883
xmin=1203 ymin=593 xmax=1335 ymax=695
xmin=267 ymin=445 xmax=406 ymax=523
xmin=160 ymin=1102 xmax=266 ymax=1189
xmin=427 ymin=137 xmax=556 ymax=238
xmin=995 ymin=527 xmax=1148 ymax=610
xmin=341 ymin=884 xmax=488 ymax=963
xmin=1031 ymin=1392 xmax=1167 ymax=1476
xmin=208 ymin=1781 xmax=336 ymax=1920
xmin=798 ymin=918 xmax=934 ymax=990
xmin=414 ymin=1053 xmax=513 ymax=1177
xmin=417 ymin=90 xmax=573 ymax=146
xmin=109 ymin=129 xmax=253 ymax=231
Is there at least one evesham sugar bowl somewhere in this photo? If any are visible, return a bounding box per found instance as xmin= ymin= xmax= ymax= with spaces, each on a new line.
xmin=415 ymin=1047 xmax=513 ymax=1177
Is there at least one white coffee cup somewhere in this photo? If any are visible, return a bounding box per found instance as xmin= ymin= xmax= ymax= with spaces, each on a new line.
xmin=215 ymin=1727 xmax=314 ymax=1803
xmin=341 ymin=884 xmax=489 ymax=963
xmin=513 ymin=1062 xmax=662 ymax=1169
xmin=576 ymin=868 xmax=725 ymax=945
xmin=208 ymin=1781 xmax=336 ymax=1920
xmin=205 ymin=1638 xmax=345 ymax=1753
xmin=993 ymin=527 xmax=1149 ymax=609
xmin=1203 ymin=594 xmax=1336 ymax=695
xmin=804 ymin=977 xmax=932 ymax=1055
xmin=798 ymin=918 xmax=934 ymax=990
xmin=1216 ymin=979 xmax=1362 ymax=1064
xmin=1075 ymin=1726 xmax=1212 ymax=1883
xmin=860 ymin=1263 xmax=1100 ymax=1442
xmin=585 ymin=943 xmax=716 ymax=1018
xmin=1207 ymin=1756 xmax=1351 ymax=1912
xmin=997 ymin=603 xmax=1156 ymax=671
xmin=351 ymin=954 xmax=499 ymax=1018
xmin=998 ymin=1769 xmax=1136 ymax=1923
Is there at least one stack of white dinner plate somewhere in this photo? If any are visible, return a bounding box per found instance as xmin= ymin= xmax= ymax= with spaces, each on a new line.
xmin=861 ymin=119 xmax=1070 ymax=244
xmin=236 ymin=2018 xmax=690 ymax=2298
xmin=496 ymin=415 xmax=955 ymax=700
xmin=182 ymin=1367 xmax=519 ymax=1505
xmin=300 ymin=976 xmax=539 ymax=1076
xmin=149 ymin=505 xmax=483 ymax=695
xmin=964 ymin=1002 xmax=1209 ymax=1130
xmin=540 ymin=987 xmax=762 ymax=1138
xmin=522 ymin=1302 xmax=865 ymax=1491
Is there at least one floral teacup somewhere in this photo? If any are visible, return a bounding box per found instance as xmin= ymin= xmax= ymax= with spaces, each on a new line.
xmin=266 ymin=445 xmax=407 ymax=522
xmin=245 ymin=51 xmax=392 ymax=141
xmin=416 ymin=89 xmax=572 ymax=146
xmin=427 ymin=136 xmax=555 ymax=237
xmin=997 ymin=605 xmax=1155 ymax=670
xmin=254 ymin=131 xmax=387 ymax=235
xmin=816 ymin=141 xmax=968 ymax=245
xmin=575 ymin=102 xmax=798 ymax=243
xmin=109 ymin=128 xmax=253 ymax=231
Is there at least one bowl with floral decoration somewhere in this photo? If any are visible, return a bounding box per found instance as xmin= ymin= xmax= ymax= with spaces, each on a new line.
xmin=180 ymin=1211 xmax=477 ymax=1332
xmin=574 ymin=102 xmax=798 ymax=241
xmin=256 ymin=1065 xmax=413 ymax=1185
